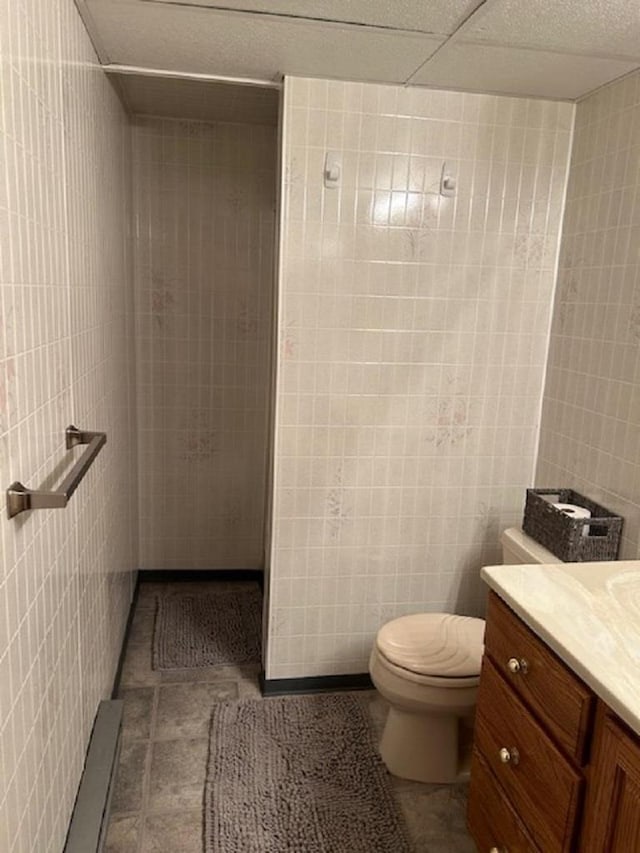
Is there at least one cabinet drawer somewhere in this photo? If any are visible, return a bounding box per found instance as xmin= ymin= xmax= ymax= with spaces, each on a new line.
xmin=484 ymin=592 xmax=594 ymax=764
xmin=468 ymin=749 xmax=540 ymax=852
xmin=474 ymin=658 xmax=583 ymax=852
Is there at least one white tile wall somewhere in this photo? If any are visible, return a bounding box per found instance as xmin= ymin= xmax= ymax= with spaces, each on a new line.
xmin=133 ymin=117 xmax=276 ymax=569
xmin=0 ymin=1 xmax=137 ymax=850
xmin=265 ymin=76 xmax=574 ymax=679
xmin=537 ymin=70 xmax=640 ymax=560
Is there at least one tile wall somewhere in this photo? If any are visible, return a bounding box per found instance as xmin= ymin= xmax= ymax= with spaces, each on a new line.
xmin=0 ymin=2 xmax=137 ymax=851
xmin=132 ymin=117 xmax=276 ymax=570
xmin=537 ymin=70 xmax=640 ymax=559
xmin=266 ymin=76 xmax=574 ymax=679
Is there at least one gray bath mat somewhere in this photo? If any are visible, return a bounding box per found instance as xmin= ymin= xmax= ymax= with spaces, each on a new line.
xmin=204 ymin=693 xmax=413 ymax=853
xmin=153 ymin=585 xmax=262 ymax=669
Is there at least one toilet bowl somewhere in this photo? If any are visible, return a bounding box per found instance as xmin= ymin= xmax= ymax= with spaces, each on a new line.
xmin=369 ymin=613 xmax=484 ymax=783
xmin=369 ymin=527 xmax=559 ymax=783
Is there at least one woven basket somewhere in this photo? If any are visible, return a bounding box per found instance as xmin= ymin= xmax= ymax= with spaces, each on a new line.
xmin=522 ymin=489 xmax=622 ymax=562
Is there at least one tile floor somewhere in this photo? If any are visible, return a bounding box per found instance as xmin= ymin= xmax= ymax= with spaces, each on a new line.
xmin=105 ymin=581 xmax=476 ymax=852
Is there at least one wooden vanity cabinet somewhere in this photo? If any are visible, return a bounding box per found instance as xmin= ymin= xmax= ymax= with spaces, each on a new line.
xmin=468 ymin=591 xmax=640 ymax=853
xmin=581 ymin=708 xmax=640 ymax=852
xmin=468 ymin=592 xmax=593 ymax=852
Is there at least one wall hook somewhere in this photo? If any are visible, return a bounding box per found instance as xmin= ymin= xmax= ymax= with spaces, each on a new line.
xmin=324 ymin=151 xmax=341 ymax=188
xmin=440 ymin=162 xmax=456 ymax=197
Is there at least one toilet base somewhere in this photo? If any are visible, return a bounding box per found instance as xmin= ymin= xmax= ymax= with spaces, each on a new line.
xmin=379 ymin=706 xmax=468 ymax=784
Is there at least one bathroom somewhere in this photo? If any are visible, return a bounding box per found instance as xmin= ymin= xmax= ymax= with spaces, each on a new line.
xmin=2 ymin=0 xmax=640 ymax=851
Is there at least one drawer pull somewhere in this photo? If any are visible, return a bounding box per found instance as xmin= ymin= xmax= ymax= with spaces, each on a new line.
xmin=499 ymin=746 xmax=520 ymax=765
xmin=489 ymin=848 xmax=508 ymax=853
xmin=507 ymin=657 xmax=528 ymax=674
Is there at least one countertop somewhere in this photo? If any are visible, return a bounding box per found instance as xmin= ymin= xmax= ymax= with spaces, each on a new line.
xmin=481 ymin=560 xmax=640 ymax=737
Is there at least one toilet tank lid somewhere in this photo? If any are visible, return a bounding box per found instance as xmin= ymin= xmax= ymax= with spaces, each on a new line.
xmin=376 ymin=613 xmax=485 ymax=677
xmin=501 ymin=527 xmax=561 ymax=564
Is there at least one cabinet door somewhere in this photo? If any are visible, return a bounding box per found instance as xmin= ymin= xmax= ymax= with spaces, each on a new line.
xmin=582 ymin=713 xmax=640 ymax=852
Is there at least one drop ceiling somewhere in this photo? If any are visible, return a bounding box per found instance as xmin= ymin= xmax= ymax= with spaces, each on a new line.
xmin=81 ymin=0 xmax=640 ymax=103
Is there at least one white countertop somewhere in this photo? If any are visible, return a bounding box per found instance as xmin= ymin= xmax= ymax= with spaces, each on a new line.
xmin=481 ymin=560 xmax=640 ymax=738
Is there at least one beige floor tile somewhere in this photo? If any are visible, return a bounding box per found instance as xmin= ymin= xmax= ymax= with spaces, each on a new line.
xmin=120 ymin=644 xmax=161 ymax=687
xmin=158 ymin=661 xmax=261 ymax=684
xmin=141 ymin=810 xmax=204 ymax=853
xmin=119 ymin=687 xmax=155 ymax=742
xmin=147 ymin=739 xmax=209 ymax=812
xmin=395 ymin=783 xmax=475 ymax=852
xmin=154 ymin=682 xmax=238 ymax=740
xmin=135 ymin=586 xmax=162 ymax=612
xmin=104 ymin=814 xmax=141 ymax=853
xmin=127 ymin=608 xmax=157 ymax=647
xmin=236 ymin=674 xmax=262 ymax=699
xmin=112 ymin=742 xmax=150 ymax=814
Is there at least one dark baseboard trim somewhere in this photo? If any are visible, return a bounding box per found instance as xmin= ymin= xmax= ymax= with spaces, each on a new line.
xmin=64 ymin=700 xmax=123 ymax=853
xmin=138 ymin=568 xmax=263 ymax=588
xmin=260 ymin=672 xmax=373 ymax=696
xmin=111 ymin=571 xmax=140 ymax=699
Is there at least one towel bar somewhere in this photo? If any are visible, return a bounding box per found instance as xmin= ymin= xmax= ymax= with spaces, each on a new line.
xmin=6 ymin=425 xmax=107 ymax=519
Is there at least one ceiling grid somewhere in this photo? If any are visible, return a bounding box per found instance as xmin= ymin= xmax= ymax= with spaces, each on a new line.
xmin=78 ymin=0 xmax=640 ymax=112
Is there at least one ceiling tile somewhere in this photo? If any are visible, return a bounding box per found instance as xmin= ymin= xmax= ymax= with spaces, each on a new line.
xmin=411 ymin=42 xmax=639 ymax=100
xmin=113 ymin=73 xmax=279 ymax=124
xmin=140 ymin=0 xmax=480 ymax=34
xmin=464 ymin=0 xmax=640 ymax=61
xmin=88 ymin=0 xmax=444 ymax=82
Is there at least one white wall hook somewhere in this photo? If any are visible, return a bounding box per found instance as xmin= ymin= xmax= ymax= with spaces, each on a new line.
xmin=440 ymin=162 xmax=456 ymax=197
xmin=324 ymin=151 xmax=341 ymax=188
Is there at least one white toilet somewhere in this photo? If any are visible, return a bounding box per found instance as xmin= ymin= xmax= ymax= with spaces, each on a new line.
xmin=369 ymin=527 xmax=559 ymax=783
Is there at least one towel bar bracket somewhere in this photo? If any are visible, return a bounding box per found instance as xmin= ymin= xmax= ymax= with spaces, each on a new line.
xmin=6 ymin=425 xmax=107 ymax=519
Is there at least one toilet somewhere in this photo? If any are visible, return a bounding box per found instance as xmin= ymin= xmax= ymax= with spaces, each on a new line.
xmin=369 ymin=527 xmax=559 ymax=783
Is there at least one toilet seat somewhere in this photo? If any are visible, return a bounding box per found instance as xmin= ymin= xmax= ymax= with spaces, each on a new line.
xmin=372 ymin=645 xmax=481 ymax=690
xmin=375 ymin=613 xmax=485 ymax=679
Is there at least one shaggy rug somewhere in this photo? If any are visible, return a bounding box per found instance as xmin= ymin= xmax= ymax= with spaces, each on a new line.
xmin=153 ymin=585 xmax=262 ymax=669
xmin=204 ymin=693 xmax=413 ymax=852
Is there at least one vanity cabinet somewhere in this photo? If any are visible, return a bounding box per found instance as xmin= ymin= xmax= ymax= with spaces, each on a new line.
xmin=468 ymin=591 xmax=640 ymax=852
xmin=581 ymin=711 xmax=640 ymax=851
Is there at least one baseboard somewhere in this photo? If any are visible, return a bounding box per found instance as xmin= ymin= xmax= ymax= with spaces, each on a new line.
xmin=261 ymin=672 xmax=373 ymax=696
xmin=111 ymin=571 xmax=140 ymax=699
xmin=64 ymin=700 xmax=123 ymax=853
xmin=138 ymin=568 xmax=263 ymax=588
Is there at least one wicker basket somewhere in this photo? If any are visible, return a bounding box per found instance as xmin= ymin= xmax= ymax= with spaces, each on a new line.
xmin=522 ymin=489 xmax=622 ymax=562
